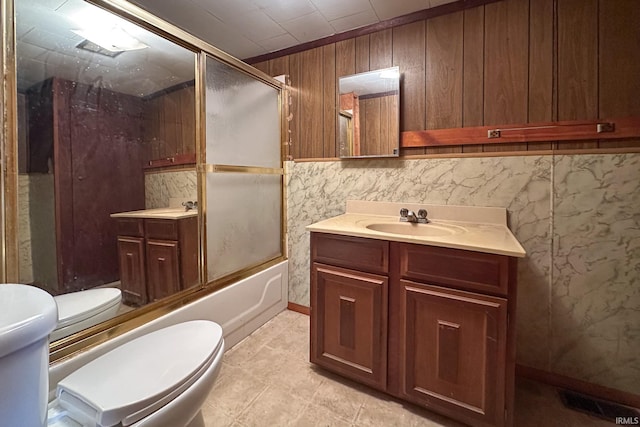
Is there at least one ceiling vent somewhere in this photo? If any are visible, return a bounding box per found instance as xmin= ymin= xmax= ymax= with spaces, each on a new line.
xmin=76 ymin=39 xmax=123 ymax=58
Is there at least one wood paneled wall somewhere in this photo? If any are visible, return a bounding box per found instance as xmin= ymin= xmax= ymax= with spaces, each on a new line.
xmin=251 ymin=0 xmax=640 ymax=159
xmin=142 ymin=84 xmax=196 ymax=164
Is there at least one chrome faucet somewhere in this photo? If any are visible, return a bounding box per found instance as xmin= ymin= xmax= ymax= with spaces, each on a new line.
xmin=399 ymin=208 xmax=429 ymax=223
xmin=182 ymin=200 xmax=198 ymax=211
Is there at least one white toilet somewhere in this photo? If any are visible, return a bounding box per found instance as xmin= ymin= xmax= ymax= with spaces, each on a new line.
xmin=51 ymin=288 xmax=122 ymax=341
xmin=0 ymin=284 xmax=225 ymax=427
xmin=0 ymin=284 xmax=58 ymax=427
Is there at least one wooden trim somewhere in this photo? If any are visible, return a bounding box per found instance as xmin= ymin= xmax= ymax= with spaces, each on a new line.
xmin=144 ymin=152 xmax=196 ymax=169
xmin=516 ymin=364 xmax=640 ymax=409
xmin=402 ymin=116 xmax=640 ymax=148
xmin=292 ymin=146 xmax=640 ymax=163
xmin=244 ymin=0 xmax=502 ymax=64
xmin=287 ymin=302 xmax=310 ymax=315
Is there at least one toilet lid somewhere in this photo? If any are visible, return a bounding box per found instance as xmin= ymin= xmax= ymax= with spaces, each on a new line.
xmin=0 ymin=284 xmax=58 ymax=358
xmin=54 ymin=288 xmax=121 ymax=329
xmin=56 ymin=320 xmax=223 ymax=427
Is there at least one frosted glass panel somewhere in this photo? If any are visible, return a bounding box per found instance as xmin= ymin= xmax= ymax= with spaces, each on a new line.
xmin=205 ymin=56 xmax=280 ymax=168
xmin=206 ymin=173 xmax=282 ymax=281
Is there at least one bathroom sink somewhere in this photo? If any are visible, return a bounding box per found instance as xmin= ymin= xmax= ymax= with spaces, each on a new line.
xmin=365 ymin=222 xmax=463 ymax=237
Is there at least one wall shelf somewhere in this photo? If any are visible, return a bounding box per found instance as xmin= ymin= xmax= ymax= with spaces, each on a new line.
xmin=401 ymin=116 xmax=640 ymax=148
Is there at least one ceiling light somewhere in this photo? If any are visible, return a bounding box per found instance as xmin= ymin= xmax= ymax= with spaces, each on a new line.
xmin=72 ymin=27 xmax=148 ymax=52
xmin=71 ymin=7 xmax=148 ymax=53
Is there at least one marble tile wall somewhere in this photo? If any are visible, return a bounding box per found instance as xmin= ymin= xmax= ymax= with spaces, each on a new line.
xmin=285 ymin=153 xmax=640 ymax=395
xmin=144 ymin=169 xmax=197 ymax=209
xmin=551 ymin=154 xmax=640 ymax=395
xmin=18 ymin=174 xmax=33 ymax=283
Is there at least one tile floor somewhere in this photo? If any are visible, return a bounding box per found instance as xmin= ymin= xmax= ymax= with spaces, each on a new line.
xmin=200 ymin=310 xmax=618 ymax=426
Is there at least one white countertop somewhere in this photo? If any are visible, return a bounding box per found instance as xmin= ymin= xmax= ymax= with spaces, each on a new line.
xmin=306 ymin=201 xmax=526 ymax=258
xmin=110 ymin=207 xmax=197 ymax=220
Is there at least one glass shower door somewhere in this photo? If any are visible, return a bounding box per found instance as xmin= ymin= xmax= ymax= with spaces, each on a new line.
xmin=203 ymin=55 xmax=283 ymax=282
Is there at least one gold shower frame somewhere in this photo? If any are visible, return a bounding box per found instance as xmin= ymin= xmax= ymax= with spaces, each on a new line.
xmin=0 ymin=0 xmax=288 ymax=362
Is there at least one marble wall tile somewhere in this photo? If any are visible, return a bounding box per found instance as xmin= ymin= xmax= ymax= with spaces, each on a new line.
xmin=18 ymin=175 xmax=33 ymax=283
xmin=551 ymin=154 xmax=640 ymax=394
xmin=286 ymin=156 xmax=552 ymax=369
xmin=144 ymin=169 xmax=197 ymax=209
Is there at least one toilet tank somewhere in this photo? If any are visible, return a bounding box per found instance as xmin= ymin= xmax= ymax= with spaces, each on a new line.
xmin=0 ymin=284 xmax=58 ymax=427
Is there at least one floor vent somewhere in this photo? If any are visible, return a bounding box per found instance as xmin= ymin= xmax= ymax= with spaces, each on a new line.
xmin=559 ymin=389 xmax=639 ymax=422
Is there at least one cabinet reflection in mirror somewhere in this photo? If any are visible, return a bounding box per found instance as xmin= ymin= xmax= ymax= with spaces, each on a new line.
xmin=15 ymin=0 xmax=197 ymax=340
xmin=338 ymin=66 xmax=400 ymax=158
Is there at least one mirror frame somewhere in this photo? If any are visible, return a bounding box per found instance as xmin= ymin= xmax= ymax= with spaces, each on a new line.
xmin=337 ymin=66 xmax=400 ymax=159
xmin=1 ymin=0 xmax=286 ymax=362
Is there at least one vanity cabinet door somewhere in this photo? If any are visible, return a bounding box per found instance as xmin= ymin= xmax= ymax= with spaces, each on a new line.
xmin=311 ymin=263 xmax=388 ymax=390
xmin=146 ymin=239 xmax=181 ymax=302
xmin=117 ymin=236 xmax=147 ymax=306
xmin=398 ymin=279 xmax=507 ymax=427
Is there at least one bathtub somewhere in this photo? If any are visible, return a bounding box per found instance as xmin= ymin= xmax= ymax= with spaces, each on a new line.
xmin=48 ymin=261 xmax=288 ymax=396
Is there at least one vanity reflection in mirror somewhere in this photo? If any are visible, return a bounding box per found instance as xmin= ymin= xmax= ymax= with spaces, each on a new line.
xmin=338 ymin=66 xmax=400 ymax=158
xmin=15 ymin=0 xmax=197 ymax=340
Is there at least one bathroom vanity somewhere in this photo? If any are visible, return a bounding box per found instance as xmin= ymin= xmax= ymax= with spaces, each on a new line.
xmin=111 ymin=208 xmax=198 ymax=306
xmin=308 ymin=201 xmax=525 ymax=427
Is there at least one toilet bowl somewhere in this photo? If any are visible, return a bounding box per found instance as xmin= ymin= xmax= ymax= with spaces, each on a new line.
xmin=0 ymin=284 xmax=58 ymax=427
xmin=0 ymin=284 xmax=224 ymax=427
xmin=51 ymin=288 xmax=122 ymax=341
xmin=47 ymin=320 xmax=224 ymax=427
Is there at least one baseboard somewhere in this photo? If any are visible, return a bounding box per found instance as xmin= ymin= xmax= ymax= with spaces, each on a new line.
xmin=287 ymin=302 xmax=310 ymax=315
xmin=516 ymin=364 xmax=640 ymax=409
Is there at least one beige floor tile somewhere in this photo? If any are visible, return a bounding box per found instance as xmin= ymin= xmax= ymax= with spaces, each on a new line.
xmin=239 ymin=344 xmax=295 ymax=383
xmin=310 ymin=373 xmax=369 ymax=423
xmin=271 ymin=359 xmax=326 ymax=402
xmin=201 ymin=403 xmax=235 ymax=427
xmin=216 ymin=310 xmax=632 ymax=427
xmin=205 ymin=366 xmax=268 ymax=418
xmin=236 ymin=383 xmax=309 ymax=427
xmin=290 ymin=402 xmax=353 ymax=427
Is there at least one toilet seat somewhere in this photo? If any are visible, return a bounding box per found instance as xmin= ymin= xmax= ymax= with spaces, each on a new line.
xmin=49 ymin=321 xmax=223 ymax=427
xmin=54 ymin=288 xmax=121 ymax=330
xmin=51 ymin=288 xmax=122 ymax=341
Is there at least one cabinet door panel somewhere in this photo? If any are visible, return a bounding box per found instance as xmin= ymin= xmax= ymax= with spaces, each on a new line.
xmin=311 ymin=263 xmax=388 ymax=390
xmin=117 ymin=236 xmax=147 ymax=306
xmin=312 ymin=233 xmax=389 ymax=274
xmin=401 ymin=280 xmax=507 ymax=426
xmin=146 ymin=239 xmax=180 ymax=302
xmin=399 ymin=243 xmax=509 ymax=296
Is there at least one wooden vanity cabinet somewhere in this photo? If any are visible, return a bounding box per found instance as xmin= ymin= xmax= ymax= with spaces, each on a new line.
xmin=116 ymin=218 xmax=147 ymax=305
xmin=116 ymin=216 xmax=198 ymax=305
xmin=310 ymin=233 xmax=389 ymax=390
xmin=310 ymin=233 xmax=518 ymax=427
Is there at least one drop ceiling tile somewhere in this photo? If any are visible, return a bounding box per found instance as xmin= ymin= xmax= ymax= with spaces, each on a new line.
xmin=279 ymin=11 xmax=335 ymax=43
xmin=310 ymin=0 xmax=373 ymax=22
xmin=190 ymin=0 xmax=258 ymax=23
xmin=255 ymin=0 xmax=317 ymax=24
xmin=329 ymin=9 xmax=379 ymax=33
xmin=257 ymin=33 xmax=299 ymax=53
xmin=370 ymin=0 xmax=429 ymax=20
xmin=226 ymin=10 xmax=287 ymax=41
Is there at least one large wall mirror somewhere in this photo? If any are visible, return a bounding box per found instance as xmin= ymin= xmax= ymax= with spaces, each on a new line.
xmin=338 ymin=66 xmax=400 ymax=158
xmin=14 ymin=0 xmax=197 ymax=341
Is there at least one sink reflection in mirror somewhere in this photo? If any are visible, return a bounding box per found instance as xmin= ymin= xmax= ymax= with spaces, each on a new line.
xmin=15 ymin=0 xmax=198 ymax=342
xmin=365 ymin=222 xmax=466 ymax=237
